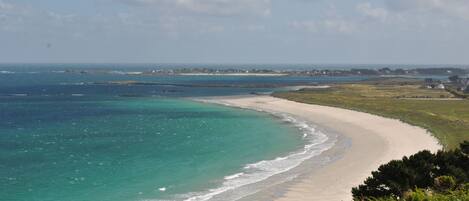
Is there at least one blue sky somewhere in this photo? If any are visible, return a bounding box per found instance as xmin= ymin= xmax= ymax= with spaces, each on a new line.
xmin=1 ymin=0 xmax=469 ymax=64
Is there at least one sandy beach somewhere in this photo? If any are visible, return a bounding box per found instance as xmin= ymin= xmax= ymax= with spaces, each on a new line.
xmin=208 ymin=95 xmax=442 ymax=201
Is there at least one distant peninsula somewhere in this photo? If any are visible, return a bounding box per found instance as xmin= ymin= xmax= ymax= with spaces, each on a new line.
xmin=61 ymin=67 xmax=469 ymax=77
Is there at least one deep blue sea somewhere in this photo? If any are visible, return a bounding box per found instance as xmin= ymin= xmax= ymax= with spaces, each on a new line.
xmin=0 ymin=64 xmax=368 ymax=201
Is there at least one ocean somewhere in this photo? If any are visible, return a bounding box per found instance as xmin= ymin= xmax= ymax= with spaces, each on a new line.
xmin=0 ymin=64 xmax=366 ymax=201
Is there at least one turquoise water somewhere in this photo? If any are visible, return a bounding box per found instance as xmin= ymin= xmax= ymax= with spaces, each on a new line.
xmin=1 ymin=98 xmax=305 ymax=201
xmin=0 ymin=65 xmax=357 ymax=201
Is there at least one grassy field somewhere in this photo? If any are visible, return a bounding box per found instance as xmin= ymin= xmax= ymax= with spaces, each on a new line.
xmin=273 ymin=80 xmax=469 ymax=149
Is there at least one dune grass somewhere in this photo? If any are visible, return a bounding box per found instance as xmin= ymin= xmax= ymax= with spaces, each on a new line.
xmin=273 ymin=83 xmax=469 ymax=149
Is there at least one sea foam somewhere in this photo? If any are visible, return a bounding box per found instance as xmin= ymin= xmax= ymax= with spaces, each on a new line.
xmin=167 ymin=113 xmax=335 ymax=201
xmin=0 ymin=70 xmax=14 ymax=74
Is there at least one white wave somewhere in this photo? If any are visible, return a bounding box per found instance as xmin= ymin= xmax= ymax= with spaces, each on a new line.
xmin=224 ymin=173 xmax=244 ymax=180
xmin=11 ymin=94 xmax=27 ymax=96
xmin=169 ymin=113 xmax=335 ymax=201
xmin=0 ymin=70 xmax=14 ymax=74
xmin=126 ymin=71 xmax=143 ymax=75
xmin=109 ymin=70 xmax=126 ymax=75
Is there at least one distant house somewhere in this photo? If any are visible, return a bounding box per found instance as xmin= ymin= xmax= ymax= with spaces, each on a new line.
xmin=436 ymin=84 xmax=445 ymax=89
xmin=457 ymin=78 xmax=469 ymax=92
xmin=423 ymin=78 xmax=444 ymax=89
xmin=378 ymin=68 xmax=392 ymax=74
xmin=447 ymin=76 xmax=469 ymax=93
xmin=424 ymin=78 xmax=434 ymax=84
xmin=461 ymin=78 xmax=469 ymax=92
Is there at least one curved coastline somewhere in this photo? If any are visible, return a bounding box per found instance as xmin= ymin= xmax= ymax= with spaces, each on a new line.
xmin=179 ymin=99 xmax=337 ymax=201
xmin=200 ymin=95 xmax=442 ymax=201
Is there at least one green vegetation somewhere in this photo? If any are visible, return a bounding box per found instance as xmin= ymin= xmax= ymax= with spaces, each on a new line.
xmin=274 ymin=80 xmax=469 ymax=200
xmin=446 ymin=87 xmax=469 ymax=99
xmin=352 ymin=142 xmax=469 ymax=201
xmin=273 ymin=82 xmax=469 ymax=149
xmin=370 ymin=188 xmax=469 ymax=201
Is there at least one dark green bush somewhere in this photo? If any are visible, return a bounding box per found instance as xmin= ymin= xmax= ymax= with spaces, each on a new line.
xmin=368 ymin=187 xmax=469 ymax=201
xmin=434 ymin=176 xmax=456 ymax=192
xmin=353 ymin=142 xmax=469 ymax=200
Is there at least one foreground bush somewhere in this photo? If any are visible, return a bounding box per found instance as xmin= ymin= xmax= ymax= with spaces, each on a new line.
xmin=370 ymin=187 xmax=469 ymax=201
xmin=353 ymin=141 xmax=469 ymax=200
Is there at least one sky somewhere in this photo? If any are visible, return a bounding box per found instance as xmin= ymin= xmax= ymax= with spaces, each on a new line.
xmin=1 ymin=0 xmax=469 ymax=64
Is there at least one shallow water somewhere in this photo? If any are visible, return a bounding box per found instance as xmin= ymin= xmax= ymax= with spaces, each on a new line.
xmin=0 ymin=65 xmax=364 ymax=201
xmin=1 ymin=98 xmax=308 ymax=201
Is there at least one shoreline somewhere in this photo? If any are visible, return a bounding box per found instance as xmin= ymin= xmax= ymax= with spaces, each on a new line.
xmin=186 ymin=98 xmax=337 ymax=201
xmin=198 ymin=95 xmax=441 ymax=201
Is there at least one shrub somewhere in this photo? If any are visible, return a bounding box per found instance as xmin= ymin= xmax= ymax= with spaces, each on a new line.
xmin=403 ymin=189 xmax=430 ymax=201
xmin=352 ymin=142 xmax=469 ymax=200
xmin=369 ymin=188 xmax=469 ymax=201
xmin=461 ymin=141 xmax=469 ymax=155
xmin=434 ymin=176 xmax=456 ymax=192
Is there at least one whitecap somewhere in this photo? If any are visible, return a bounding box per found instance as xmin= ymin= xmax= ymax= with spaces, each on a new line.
xmin=109 ymin=71 xmax=126 ymax=75
xmin=224 ymin=173 xmax=244 ymax=180
xmin=173 ymin=113 xmax=335 ymax=201
xmin=52 ymin=70 xmax=66 ymax=73
xmin=0 ymin=70 xmax=14 ymax=74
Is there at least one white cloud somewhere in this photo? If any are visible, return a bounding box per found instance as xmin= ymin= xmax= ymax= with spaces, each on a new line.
xmin=176 ymin=0 xmax=271 ymax=16
xmin=356 ymin=2 xmax=388 ymax=22
xmin=114 ymin=0 xmax=271 ymax=36
xmin=0 ymin=0 xmax=13 ymax=10
xmin=0 ymin=1 xmax=24 ymax=31
xmin=385 ymin=0 xmax=469 ymax=21
xmin=246 ymin=24 xmax=265 ymax=31
xmin=200 ymin=24 xmax=225 ymax=33
xmin=289 ymin=20 xmax=317 ymax=32
xmin=119 ymin=0 xmax=271 ymax=17
xmin=290 ymin=19 xmax=357 ymax=34
xmin=47 ymin=12 xmax=76 ymax=22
